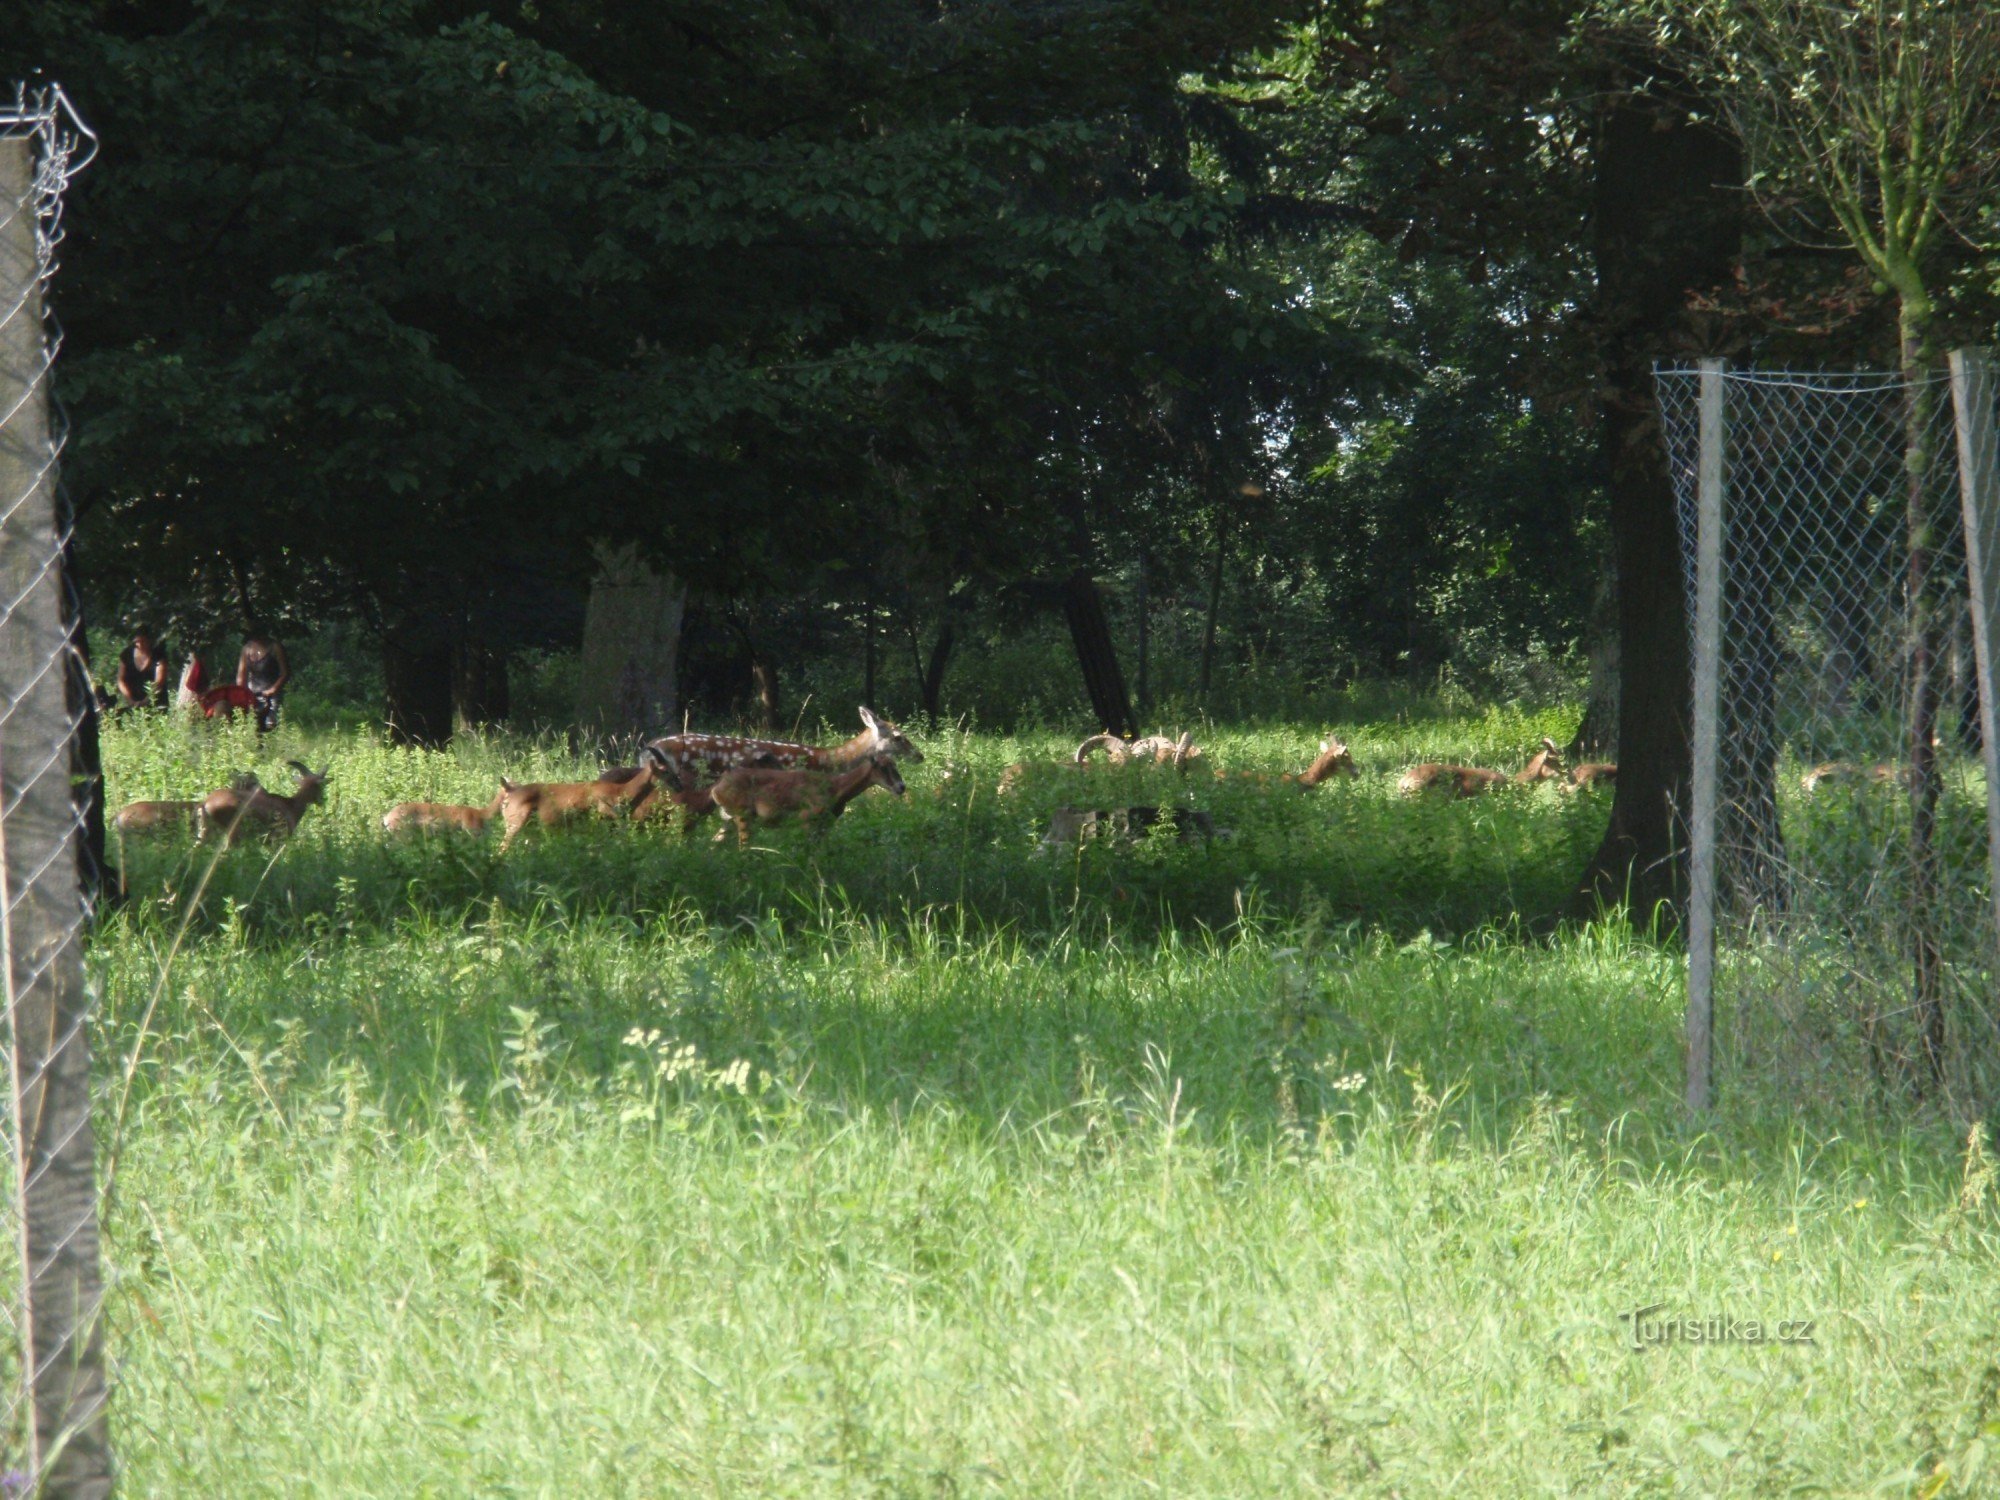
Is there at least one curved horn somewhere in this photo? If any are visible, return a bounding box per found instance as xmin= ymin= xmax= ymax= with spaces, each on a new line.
xmin=1075 ymin=734 xmax=1129 ymax=765
xmin=286 ymin=759 xmax=313 ymax=778
xmin=1173 ymin=731 xmax=1195 ymax=771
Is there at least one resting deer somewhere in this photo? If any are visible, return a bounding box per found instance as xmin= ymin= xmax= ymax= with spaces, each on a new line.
xmin=1800 ymin=760 xmax=1915 ymax=793
xmin=1073 ymin=731 xmax=1204 ymax=768
xmin=1566 ymin=762 xmax=1617 ymax=791
xmin=1225 ymin=736 xmax=1358 ymax=789
xmin=1001 ymin=731 xmax=1199 ymax=794
xmin=638 ymin=706 xmax=922 ymax=789
xmin=498 ymin=746 xmax=668 ymax=851
xmin=710 ymin=751 xmax=907 ymax=847
xmin=201 ymin=762 xmax=330 ymax=845
xmin=1399 ymin=738 xmax=1564 ymax=798
xmin=383 ymin=796 xmax=503 ymax=835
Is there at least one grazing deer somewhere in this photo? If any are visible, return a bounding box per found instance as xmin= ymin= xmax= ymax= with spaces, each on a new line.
xmin=201 ymin=762 xmax=330 ymax=846
xmin=1399 ymin=738 xmax=1564 ymax=798
xmin=498 ymin=747 xmax=668 ymax=851
xmin=639 ymin=706 xmax=921 ymax=789
xmin=1566 ymin=762 xmax=1618 ymax=791
xmin=382 ymin=796 xmax=503 ymax=835
xmin=710 ymin=751 xmax=907 ymax=847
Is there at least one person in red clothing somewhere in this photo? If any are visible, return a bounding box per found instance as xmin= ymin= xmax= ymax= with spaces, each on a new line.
xmin=176 ymin=650 xmax=209 ymax=710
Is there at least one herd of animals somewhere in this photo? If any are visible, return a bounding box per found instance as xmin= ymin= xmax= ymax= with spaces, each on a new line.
xmin=109 ymin=707 xmax=1642 ymax=856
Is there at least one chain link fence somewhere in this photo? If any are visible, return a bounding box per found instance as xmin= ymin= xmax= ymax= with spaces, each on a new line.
xmin=0 ymin=87 xmax=109 ymax=1495
xmin=1659 ymin=358 xmax=2000 ymax=1112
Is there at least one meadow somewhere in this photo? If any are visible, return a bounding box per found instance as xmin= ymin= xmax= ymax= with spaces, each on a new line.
xmin=83 ymin=706 xmax=2000 ymax=1496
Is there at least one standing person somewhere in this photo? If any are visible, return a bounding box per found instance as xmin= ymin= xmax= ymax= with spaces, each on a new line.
xmin=237 ymin=629 xmax=290 ymax=733
xmin=115 ymin=628 xmax=170 ymax=709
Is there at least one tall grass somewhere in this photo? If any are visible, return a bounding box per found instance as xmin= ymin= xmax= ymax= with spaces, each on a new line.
xmin=80 ymin=709 xmax=2000 ymax=1495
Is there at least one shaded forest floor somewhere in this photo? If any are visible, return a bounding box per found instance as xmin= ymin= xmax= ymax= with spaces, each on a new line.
xmin=82 ymin=708 xmax=2000 ymax=1495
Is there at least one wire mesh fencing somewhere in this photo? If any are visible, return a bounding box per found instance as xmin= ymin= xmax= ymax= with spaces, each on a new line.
xmin=0 ymin=87 xmax=108 ymax=1495
xmin=1659 ymin=358 xmax=2000 ymax=1111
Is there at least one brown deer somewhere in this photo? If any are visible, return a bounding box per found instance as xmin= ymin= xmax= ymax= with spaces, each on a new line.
xmin=1567 ymin=762 xmax=1618 ymax=791
xmin=1002 ymin=731 xmax=1199 ymax=794
xmin=635 ymin=707 xmax=922 ymax=788
xmin=201 ymin=762 xmax=330 ymax=845
xmin=118 ymin=772 xmax=262 ymax=835
xmin=710 ymin=751 xmax=908 ymax=847
xmin=1296 ymin=736 xmax=1360 ymax=785
xmin=1399 ymin=738 xmax=1564 ymax=798
xmin=115 ymin=798 xmax=205 ymax=835
xmin=498 ymin=747 xmax=667 ymax=851
xmin=1801 ymin=760 xmax=1915 ymax=793
xmin=382 ymin=796 xmax=503 ymax=835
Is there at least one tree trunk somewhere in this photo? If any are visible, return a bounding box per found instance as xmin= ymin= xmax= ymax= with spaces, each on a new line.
xmin=1571 ymin=570 xmax=1619 ymax=757
xmin=1136 ymin=551 xmax=1150 ymax=715
xmin=576 ymin=541 xmax=685 ymax=743
xmin=920 ymin=618 xmax=956 ymax=724
xmin=1570 ymin=85 xmax=1741 ymax=923
xmin=1061 ymin=569 xmax=1136 ymax=738
xmin=453 ymin=634 xmax=510 ymax=730
xmin=383 ymin=631 xmax=454 ymax=748
xmin=749 ymin=650 xmax=780 ymax=733
xmin=862 ymin=591 xmax=877 ymax=707
xmin=1198 ymin=515 xmax=1227 ymax=700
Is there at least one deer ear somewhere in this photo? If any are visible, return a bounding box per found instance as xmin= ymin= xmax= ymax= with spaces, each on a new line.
xmin=859 ymin=706 xmax=881 ymax=730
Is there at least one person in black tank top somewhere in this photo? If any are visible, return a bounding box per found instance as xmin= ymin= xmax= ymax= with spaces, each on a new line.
xmin=236 ymin=631 xmax=290 ymax=732
xmin=116 ymin=629 xmax=170 ymax=709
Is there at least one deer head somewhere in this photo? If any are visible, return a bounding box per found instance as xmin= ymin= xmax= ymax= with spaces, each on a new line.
xmin=859 ymin=706 xmax=923 ymax=763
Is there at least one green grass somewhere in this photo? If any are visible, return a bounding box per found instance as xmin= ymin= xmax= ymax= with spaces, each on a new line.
xmin=80 ymin=710 xmax=2000 ymax=1495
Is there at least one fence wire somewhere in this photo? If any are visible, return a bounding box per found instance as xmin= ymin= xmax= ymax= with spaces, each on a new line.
xmin=0 ymin=85 xmax=109 ymax=1495
xmin=1659 ymin=361 xmax=2000 ymax=1108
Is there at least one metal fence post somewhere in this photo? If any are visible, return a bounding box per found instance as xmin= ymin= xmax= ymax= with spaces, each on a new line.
xmin=1949 ymin=349 xmax=2000 ymax=946
xmin=1685 ymin=358 xmax=1725 ymax=1113
xmin=0 ymin=131 xmax=110 ymax=1497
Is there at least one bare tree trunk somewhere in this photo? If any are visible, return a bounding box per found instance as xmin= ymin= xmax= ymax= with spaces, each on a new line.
xmin=1198 ymin=514 xmax=1227 ymax=701
xmin=750 ymin=650 xmax=780 ymax=733
xmin=1571 ymin=570 xmax=1619 ymax=757
xmin=1061 ymin=570 xmax=1136 ymax=738
xmin=1136 ymin=551 xmax=1150 ymax=716
xmin=862 ymin=589 xmax=876 ymax=707
xmin=453 ymin=634 xmax=510 ymax=730
xmin=920 ymin=618 xmax=956 ymax=724
xmin=576 ymin=541 xmax=685 ymax=743
xmin=1570 ymin=82 xmax=1740 ymax=923
xmin=383 ymin=630 xmax=454 ymax=747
